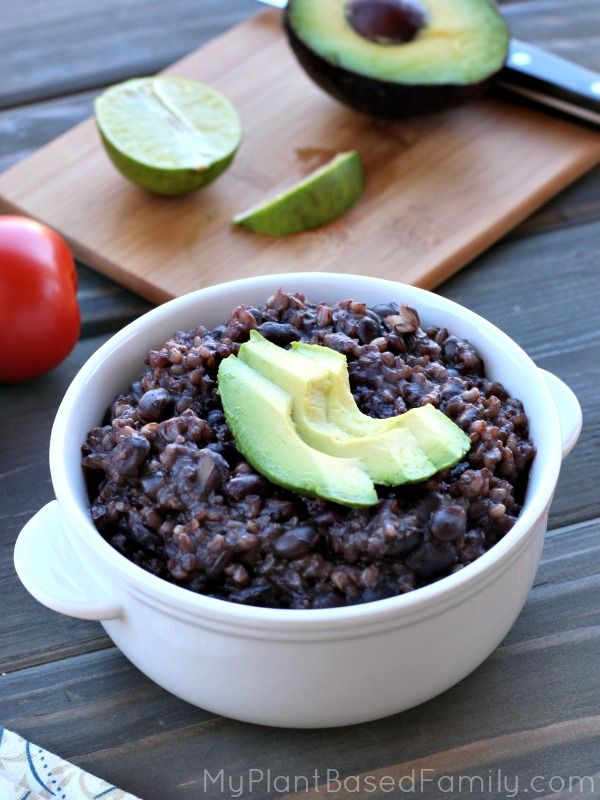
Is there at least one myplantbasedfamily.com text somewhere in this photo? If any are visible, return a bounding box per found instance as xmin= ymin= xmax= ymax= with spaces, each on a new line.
xmin=199 ymin=768 xmax=597 ymax=797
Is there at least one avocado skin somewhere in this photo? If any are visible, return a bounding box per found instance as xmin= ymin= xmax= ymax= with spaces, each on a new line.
xmin=284 ymin=15 xmax=495 ymax=119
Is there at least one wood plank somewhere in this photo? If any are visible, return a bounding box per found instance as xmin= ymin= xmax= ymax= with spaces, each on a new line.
xmin=0 ymin=649 xmax=212 ymax=752
xmin=76 ymin=264 xmax=152 ymax=338
xmin=0 ymin=335 xmax=114 ymax=673
xmin=1 ymin=11 xmax=598 ymax=305
xmin=0 ymin=90 xmax=96 ymax=175
xmin=0 ymin=217 xmax=598 ymax=674
xmin=0 ymin=92 xmax=154 ymax=335
xmin=0 ymin=0 xmax=596 ymax=110
xmin=2 ymin=518 xmax=599 ymax=799
xmin=508 ymin=165 xmax=600 ymax=237
xmin=2 ymin=91 xmax=598 ymax=245
xmin=0 ymin=0 xmax=254 ymax=109
xmin=489 ymin=0 xmax=600 ymax=238
xmin=440 ymin=217 xmax=600 ymax=529
xmin=1 ymin=0 xmax=598 ymax=792
xmin=503 ymin=0 xmax=600 ymax=71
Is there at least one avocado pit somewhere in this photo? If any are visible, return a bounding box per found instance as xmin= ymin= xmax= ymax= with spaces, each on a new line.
xmin=345 ymin=0 xmax=426 ymax=45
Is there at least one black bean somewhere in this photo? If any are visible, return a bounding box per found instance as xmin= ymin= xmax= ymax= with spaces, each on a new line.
xmin=136 ymin=388 xmax=174 ymax=422
xmin=248 ymin=307 xmax=263 ymax=324
xmin=82 ymin=452 xmax=106 ymax=471
xmin=221 ymin=579 xmax=273 ymax=606
xmin=196 ymin=449 xmax=230 ymax=496
xmin=109 ymin=436 xmax=150 ymax=477
xmin=405 ymin=541 xmax=459 ymax=578
xmin=371 ymin=302 xmax=399 ymax=318
xmin=262 ymin=498 xmax=300 ymax=522
xmin=360 ymin=584 xmax=397 ymax=603
xmin=257 ymin=321 xmax=301 ymax=347
xmin=445 ymin=397 xmax=465 ymax=417
xmin=385 ymin=529 xmax=421 ymax=557
xmin=457 ymin=406 xmax=481 ymax=429
xmin=206 ymin=441 xmax=241 ymax=467
xmin=110 ymin=533 xmax=130 ymax=555
xmin=273 ymin=526 xmax=318 ymax=559
xmin=461 ymin=530 xmax=487 ymax=562
xmin=126 ymin=512 xmax=163 ymax=553
xmin=440 ymin=380 xmax=464 ymax=401
xmin=312 ymin=591 xmax=344 ymax=609
xmin=175 ymin=395 xmax=199 ymax=415
xmin=224 ymin=474 xmax=268 ymax=501
xmin=443 ymin=335 xmax=483 ymax=374
xmin=130 ymin=380 xmax=144 ymax=399
xmin=322 ymin=331 xmax=357 ymax=355
xmin=357 ymin=315 xmax=381 ymax=343
xmin=206 ymin=409 xmax=225 ymax=426
xmin=430 ymin=505 xmax=467 ymax=541
xmin=140 ymin=474 xmax=163 ymax=499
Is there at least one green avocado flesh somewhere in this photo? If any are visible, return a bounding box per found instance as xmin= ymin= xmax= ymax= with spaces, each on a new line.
xmin=291 ymin=340 xmax=470 ymax=463
xmin=221 ymin=331 xmax=470 ymax=505
xmin=239 ymin=332 xmax=436 ymax=485
xmin=288 ymin=0 xmax=509 ymax=86
xmin=218 ymin=357 xmax=377 ymax=507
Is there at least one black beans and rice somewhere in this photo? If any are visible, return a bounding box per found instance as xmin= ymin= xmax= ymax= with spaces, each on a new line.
xmin=82 ymin=290 xmax=536 ymax=609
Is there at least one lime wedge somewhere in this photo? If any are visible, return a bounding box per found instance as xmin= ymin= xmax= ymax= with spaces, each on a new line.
xmin=232 ymin=151 xmax=364 ymax=235
xmin=94 ymin=76 xmax=242 ymax=196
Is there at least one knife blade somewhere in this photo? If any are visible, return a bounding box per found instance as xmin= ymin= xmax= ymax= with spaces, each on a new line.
xmin=254 ymin=0 xmax=600 ymax=126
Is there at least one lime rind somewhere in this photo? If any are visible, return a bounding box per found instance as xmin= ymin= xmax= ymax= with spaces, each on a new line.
xmin=95 ymin=76 xmax=242 ymax=196
xmin=232 ymin=150 xmax=365 ymax=235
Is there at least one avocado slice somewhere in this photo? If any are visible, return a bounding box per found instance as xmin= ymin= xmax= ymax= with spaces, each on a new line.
xmin=238 ymin=332 xmax=435 ymax=485
xmin=290 ymin=340 xmax=394 ymax=437
xmin=284 ymin=0 xmax=509 ymax=118
xmin=290 ymin=340 xmax=471 ymax=469
xmin=291 ymin=340 xmax=377 ymax=429
xmin=239 ymin=332 xmax=469 ymax=482
xmin=397 ymin=403 xmax=473 ymax=471
xmin=218 ymin=355 xmax=378 ymax=507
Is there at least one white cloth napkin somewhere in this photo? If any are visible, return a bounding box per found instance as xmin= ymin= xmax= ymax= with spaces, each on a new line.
xmin=0 ymin=727 xmax=141 ymax=800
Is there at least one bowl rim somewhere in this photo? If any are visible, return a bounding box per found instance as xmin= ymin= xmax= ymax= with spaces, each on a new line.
xmin=50 ymin=272 xmax=561 ymax=631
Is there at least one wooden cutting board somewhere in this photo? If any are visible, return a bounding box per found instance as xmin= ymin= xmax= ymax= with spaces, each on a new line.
xmin=1 ymin=10 xmax=599 ymax=304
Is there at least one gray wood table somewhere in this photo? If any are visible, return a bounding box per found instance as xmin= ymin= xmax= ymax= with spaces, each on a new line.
xmin=1 ymin=2 xmax=600 ymax=798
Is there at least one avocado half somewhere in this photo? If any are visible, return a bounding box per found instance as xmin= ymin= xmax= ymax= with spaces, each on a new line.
xmin=284 ymin=0 xmax=510 ymax=118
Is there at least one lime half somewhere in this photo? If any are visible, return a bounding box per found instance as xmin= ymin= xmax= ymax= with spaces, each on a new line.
xmin=94 ymin=76 xmax=242 ymax=196
xmin=232 ymin=151 xmax=364 ymax=235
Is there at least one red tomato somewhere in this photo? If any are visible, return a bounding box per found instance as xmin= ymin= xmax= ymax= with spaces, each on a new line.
xmin=0 ymin=216 xmax=80 ymax=382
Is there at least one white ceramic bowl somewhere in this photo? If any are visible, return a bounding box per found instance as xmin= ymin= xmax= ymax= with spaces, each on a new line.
xmin=15 ymin=273 xmax=581 ymax=728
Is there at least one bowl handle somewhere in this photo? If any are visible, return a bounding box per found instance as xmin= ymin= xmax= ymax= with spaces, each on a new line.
xmin=14 ymin=501 xmax=122 ymax=621
xmin=539 ymin=369 xmax=582 ymax=460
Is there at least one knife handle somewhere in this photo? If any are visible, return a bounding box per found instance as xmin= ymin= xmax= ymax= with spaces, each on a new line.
xmin=501 ymin=38 xmax=600 ymax=116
